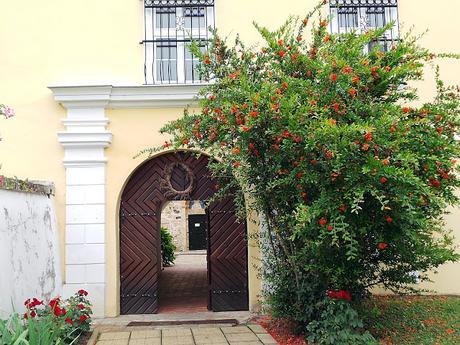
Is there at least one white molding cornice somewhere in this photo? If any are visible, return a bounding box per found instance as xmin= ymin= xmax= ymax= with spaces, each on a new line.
xmin=49 ymin=84 xmax=206 ymax=109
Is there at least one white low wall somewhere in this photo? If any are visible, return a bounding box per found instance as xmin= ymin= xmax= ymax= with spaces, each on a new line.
xmin=0 ymin=185 xmax=62 ymax=318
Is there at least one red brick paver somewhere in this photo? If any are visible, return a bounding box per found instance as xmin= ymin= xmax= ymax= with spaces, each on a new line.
xmin=158 ymin=253 xmax=208 ymax=313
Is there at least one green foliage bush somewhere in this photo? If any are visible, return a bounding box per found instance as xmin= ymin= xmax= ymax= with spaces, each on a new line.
xmin=161 ymin=227 xmax=176 ymax=266
xmin=147 ymin=0 xmax=460 ymax=342
xmin=0 ymin=290 xmax=92 ymax=345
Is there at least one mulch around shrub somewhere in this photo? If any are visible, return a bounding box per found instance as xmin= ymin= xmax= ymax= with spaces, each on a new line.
xmin=253 ymin=316 xmax=308 ymax=345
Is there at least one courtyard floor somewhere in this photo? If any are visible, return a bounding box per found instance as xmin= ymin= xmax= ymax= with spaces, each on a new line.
xmin=92 ymin=325 xmax=277 ymax=345
xmin=158 ymin=252 xmax=208 ymax=313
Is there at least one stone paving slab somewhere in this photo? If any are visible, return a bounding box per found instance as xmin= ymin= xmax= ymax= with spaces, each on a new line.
xmin=93 ymin=324 xmax=277 ymax=345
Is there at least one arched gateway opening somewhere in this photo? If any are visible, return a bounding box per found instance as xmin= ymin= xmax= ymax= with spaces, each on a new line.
xmin=119 ymin=151 xmax=249 ymax=314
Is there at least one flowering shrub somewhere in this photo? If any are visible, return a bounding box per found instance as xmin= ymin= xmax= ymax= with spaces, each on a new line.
xmin=0 ymin=290 xmax=92 ymax=345
xmin=0 ymin=104 xmax=14 ymax=143
xmin=149 ymin=0 xmax=460 ymax=341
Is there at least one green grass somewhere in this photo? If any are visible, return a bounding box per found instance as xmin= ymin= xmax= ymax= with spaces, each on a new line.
xmin=362 ymin=296 xmax=460 ymax=345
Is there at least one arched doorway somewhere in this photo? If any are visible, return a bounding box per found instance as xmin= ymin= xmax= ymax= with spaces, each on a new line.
xmin=119 ymin=151 xmax=249 ymax=314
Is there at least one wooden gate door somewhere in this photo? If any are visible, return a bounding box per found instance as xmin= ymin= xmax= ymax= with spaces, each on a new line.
xmin=208 ymin=198 xmax=249 ymax=311
xmin=120 ymin=151 xmax=248 ymax=314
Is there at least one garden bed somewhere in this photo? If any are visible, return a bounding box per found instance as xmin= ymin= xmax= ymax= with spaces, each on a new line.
xmin=254 ymin=296 xmax=460 ymax=345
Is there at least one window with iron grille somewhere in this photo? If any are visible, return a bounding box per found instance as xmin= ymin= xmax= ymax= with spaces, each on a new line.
xmin=329 ymin=0 xmax=399 ymax=52
xmin=143 ymin=0 xmax=215 ymax=85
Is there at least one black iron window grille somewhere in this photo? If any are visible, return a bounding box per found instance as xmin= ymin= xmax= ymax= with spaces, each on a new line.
xmin=142 ymin=0 xmax=215 ymax=85
xmin=329 ymin=0 xmax=399 ymax=52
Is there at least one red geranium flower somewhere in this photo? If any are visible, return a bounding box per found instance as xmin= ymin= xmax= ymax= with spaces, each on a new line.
xmin=326 ymin=290 xmax=337 ymax=299
xmin=386 ymin=216 xmax=393 ymax=223
xmin=380 ymin=177 xmax=388 ymax=183
xmin=318 ymin=218 xmax=327 ymax=227
xmin=65 ymin=317 xmax=74 ymax=326
xmin=78 ymin=303 xmax=85 ymax=310
xmin=329 ymin=73 xmax=338 ymax=82
xmin=79 ymin=315 xmax=88 ymax=323
xmin=337 ymin=290 xmax=351 ymax=301
xmin=377 ymin=242 xmax=389 ymax=250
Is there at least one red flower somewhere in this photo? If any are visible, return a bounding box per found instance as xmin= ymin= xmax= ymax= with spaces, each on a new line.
xmin=318 ymin=218 xmax=327 ymax=227
xmin=342 ymin=66 xmax=352 ymax=74
xmin=78 ymin=303 xmax=85 ymax=310
xmin=233 ymin=162 xmax=240 ymax=168
xmin=327 ymin=225 xmax=333 ymax=232
xmin=320 ymin=20 xmax=327 ymax=27
xmin=337 ymin=290 xmax=351 ymax=301
xmin=390 ymin=126 xmax=396 ymax=133
xmin=352 ymin=76 xmax=360 ymax=84
xmin=311 ymin=159 xmax=318 ymax=166
xmin=329 ymin=73 xmax=338 ymax=82
xmin=78 ymin=289 xmax=89 ymax=296
xmin=65 ymin=317 xmax=74 ymax=326
xmin=348 ymin=88 xmax=357 ymax=98
xmin=326 ymin=290 xmax=337 ymax=299
xmin=30 ymin=311 xmax=37 ymax=318
xmin=282 ymin=82 xmax=288 ymax=90
xmin=402 ymin=107 xmax=410 ymax=113
xmin=326 ymin=151 xmax=332 ymax=159
xmin=278 ymin=50 xmax=286 ymax=58
xmin=386 ymin=216 xmax=393 ymax=223
xmin=301 ymin=192 xmax=308 ymax=201
xmin=250 ymin=110 xmax=259 ymax=118
xmin=79 ymin=315 xmax=88 ymax=323
xmin=363 ymin=132 xmax=373 ymax=142
xmin=382 ymin=159 xmax=389 ymax=166
xmin=24 ymin=313 xmax=28 ymax=320
xmin=242 ymin=126 xmax=249 ymax=132
xmin=232 ymin=147 xmax=240 ymax=155
xmin=377 ymin=242 xmax=389 ymax=250
xmin=277 ymin=39 xmax=283 ymax=46
xmin=436 ymin=127 xmax=443 ymax=134
xmin=324 ymin=35 xmax=331 ymax=42
xmin=294 ymin=136 xmax=302 ymax=143
xmin=380 ymin=177 xmax=388 ymax=183
xmin=49 ymin=298 xmax=60 ymax=309
xmin=297 ymin=36 xmax=303 ymax=42
xmin=53 ymin=306 xmax=62 ymax=317
xmin=296 ymin=172 xmax=303 ymax=179
xmin=431 ymin=179 xmax=441 ymax=188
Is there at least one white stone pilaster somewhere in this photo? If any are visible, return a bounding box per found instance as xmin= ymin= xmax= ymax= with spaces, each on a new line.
xmin=52 ymin=88 xmax=112 ymax=317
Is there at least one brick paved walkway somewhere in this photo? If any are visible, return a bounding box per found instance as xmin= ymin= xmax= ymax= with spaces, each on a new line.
xmin=94 ymin=325 xmax=277 ymax=345
xmin=158 ymin=253 xmax=208 ymax=314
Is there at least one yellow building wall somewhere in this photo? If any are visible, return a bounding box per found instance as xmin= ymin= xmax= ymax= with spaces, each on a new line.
xmin=0 ymin=0 xmax=459 ymax=317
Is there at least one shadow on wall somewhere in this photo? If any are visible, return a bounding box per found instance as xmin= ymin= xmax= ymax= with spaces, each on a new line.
xmin=0 ymin=182 xmax=62 ymax=318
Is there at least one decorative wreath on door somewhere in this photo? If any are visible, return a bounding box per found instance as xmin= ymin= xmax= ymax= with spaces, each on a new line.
xmin=160 ymin=161 xmax=195 ymax=199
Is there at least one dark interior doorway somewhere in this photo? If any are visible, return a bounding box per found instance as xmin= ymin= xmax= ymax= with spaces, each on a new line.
xmin=188 ymin=214 xmax=207 ymax=251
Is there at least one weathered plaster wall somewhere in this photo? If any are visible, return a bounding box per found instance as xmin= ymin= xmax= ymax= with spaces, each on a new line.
xmin=161 ymin=200 xmax=206 ymax=252
xmin=0 ymin=188 xmax=62 ymax=318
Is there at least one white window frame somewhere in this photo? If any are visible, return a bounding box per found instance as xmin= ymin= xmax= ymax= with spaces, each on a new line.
xmin=144 ymin=4 xmax=215 ymax=85
xmin=329 ymin=1 xmax=399 ymax=52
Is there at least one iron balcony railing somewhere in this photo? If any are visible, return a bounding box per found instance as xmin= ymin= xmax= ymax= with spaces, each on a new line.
xmin=142 ymin=0 xmax=215 ymax=85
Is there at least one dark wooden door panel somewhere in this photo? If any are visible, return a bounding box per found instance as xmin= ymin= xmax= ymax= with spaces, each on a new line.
xmin=208 ymin=198 xmax=249 ymax=312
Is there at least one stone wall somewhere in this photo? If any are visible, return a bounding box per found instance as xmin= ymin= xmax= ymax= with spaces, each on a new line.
xmin=161 ymin=200 xmax=206 ymax=252
xmin=0 ymin=182 xmax=62 ymax=318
